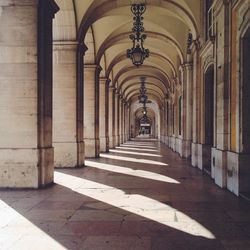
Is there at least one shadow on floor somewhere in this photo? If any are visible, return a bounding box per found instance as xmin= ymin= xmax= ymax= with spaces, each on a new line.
xmin=1 ymin=139 xmax=250 ymax=249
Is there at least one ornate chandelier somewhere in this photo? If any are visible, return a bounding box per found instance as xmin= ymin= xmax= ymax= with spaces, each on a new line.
xmin=138 ymin=77 xmax=151 ymax=104
xmin=127 ymin=3 xmax=150 ymax=67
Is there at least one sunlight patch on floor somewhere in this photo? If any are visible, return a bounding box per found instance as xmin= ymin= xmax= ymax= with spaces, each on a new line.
xmin=55 ymin=172 xmax=216 ymax=240
xmin=120 ymin=144 xmax=158 ymax=149
xmin=100 ymin=154 xmax=168 ymax=166
xmin=109 ymin=149 xmax=162 ymax=158
xmin=0 ymin=200 xmax=66 ymax=250
xmin=85 ymin=160 xmax=179 ymax=184
xmin=115 ymin=146 xmax=158 ymax=152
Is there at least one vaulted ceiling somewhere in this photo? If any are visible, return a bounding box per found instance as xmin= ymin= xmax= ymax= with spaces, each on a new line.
xmin=54 ymin=0 xmax=201 ymax=111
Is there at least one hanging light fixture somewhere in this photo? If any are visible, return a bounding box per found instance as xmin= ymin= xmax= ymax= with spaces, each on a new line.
xmin=127 ymin=3 xmax=150 ymax=67
xmin=138 ymin=77 xmax=152 ymax=104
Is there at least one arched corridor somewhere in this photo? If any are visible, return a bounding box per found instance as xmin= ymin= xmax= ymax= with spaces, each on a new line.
xmin=1 ymin=0 xmax=250 ymax=249
xmin=1 ymin=138 xmax=250 ymax=249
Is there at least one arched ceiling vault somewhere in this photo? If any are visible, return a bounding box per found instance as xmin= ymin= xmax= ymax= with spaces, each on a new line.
xmin=96 ymin=31 xmax=184 ymax=65
xmin=135 ymin=107 xmax=155 ymax=120
xmin=118 ymin=75 xmax=168 ymax=93
xmin=77 ymin=0 xmax=200 ymax=41
xmin=113 ymin=66 xmax=170 ymax=89
xmin=67 ymin=0 xmax=201 ymax=109
xmin=130 ymin=93 xmax=163 ymax=108
xmin=123 ymin=81 xmax=166 ymax=98
xmin=126 ymin=87 xmax=164 ymax=101
xmin=106 ymin=51 xmax=177 ymax=79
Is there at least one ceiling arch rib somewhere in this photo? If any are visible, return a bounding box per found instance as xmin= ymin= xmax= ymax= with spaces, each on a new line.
xmin=122 ymin=81 xmax=166 ymax=98
xmin=118 ymin=75 xmax=168 ymax=94
xmin=106 ymin=51 xmax=177 ymax=79
xmin=135 ymin=108 xmax=155 ymax=120
xmin=96 ymin=31 xmax=184 ymax=65
xmin=125 ymin=88 xmax=164 ymax=102
xmin=129 ymin=93 xmax=163 ymax=108
xmin=108 ymin=56 xmax=174 ymax=86
xmin=113 ymin=65 xmax=170 ymax=90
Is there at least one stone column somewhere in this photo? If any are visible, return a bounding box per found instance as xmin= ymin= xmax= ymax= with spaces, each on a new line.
xmin=211 ymin=0 xmax=230 ymax=188
xmin=76 ymin=43 xmax=87 ymax=167
xmin=124 ymin=102 xmax=128 ymax=142
xmin=128 ymin=103 xmax=131 ymax=140
xmin=191 ymin=44 xmax=200 ymax=168
xmin=84 ymin=64 xmax=101 ymax=157
xmin=181 ymin=63 xmax=193 ymax=159
xmin=0 ymin=0 xmax=59 ymax=188
xmin=105 ymin=79 xmax=110 ymax=152
xmin=99 ymin=77 xmax=109 ymax=152
xmin=163 ymin=98 xmax=167 ymax=144
xmin=115 ymin=90 xmax=120 ymax=146
xmin=53 ymin=41 xmax=79 ymax=168
xmin=108 ymin=85 xmax=115 ymax=148
xmin=120 ymin=98 xmax=124 ymax=144
xmin=165 ymin=100 xmax=170 ymax=145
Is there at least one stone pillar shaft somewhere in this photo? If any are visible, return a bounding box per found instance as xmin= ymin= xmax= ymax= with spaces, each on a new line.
xmin=84 ymin=64 xmax=101 ymax=157
xmin=108 ymin=86 xmax=115 ymax=148
xmin=99 ymin=77 xmax=109 ymax=152
xmin=53 ymin=41 xmax=79 ymax=168
xmin=181 ymin=63 xmax=193 ymax=158
xmin=115 ymin=91 xmax=120 ymax=146
xmin=0 ymin=0 xmax=59 ymax=188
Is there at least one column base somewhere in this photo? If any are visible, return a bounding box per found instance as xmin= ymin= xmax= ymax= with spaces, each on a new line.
xmin=77 ymin=141 xmax=85 ymax=167
xmin=227 ymin=151 xmax=250 ymax=196
xmin=112 ymin=135 xmax=116 ymax=148
xmin=191 ymin=142 xmax=198 ymax=167
xmin=100 ymin=136 xmax=109 ymax=152
xmin=109 ymin=136 xmax=115 ymax=149
xmin=0 ymin=147 xmax=54 ymax=188
xmin=120 ymin=134 xmax=124 ymax=144
xmin=169 ymin=136 xmax=176 ymax=151
xmin=85 ymin=138 xmax=99 ymax=158
xmin=197 ymin=143 xmax=212 ymax=173
xmin=54 ymin=142 xmax=78 ymax=168
xmin=39 ymin=147 xmax=54 ymax=188
xmin=165 ymin=136 xmax=170 ymax=146
xmin=175 ymin=138 xmax=181 ymax=154
xmin=106 ymin=136 xmax=109 ymax=152
xmin=115 ymin=135 xmax=120 ymax=146
xmin=179 ymin=139 xmax=191 ymax=159
xmin=160 ymin=135 xmax=164 ymax=143
xmin=164 ymin=136 xmax=169 ymax=145
xmin=211 ymin=147 xmax=227 ymax=188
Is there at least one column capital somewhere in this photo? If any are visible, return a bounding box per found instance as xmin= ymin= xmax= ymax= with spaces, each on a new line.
xmin=115 ymin=89 xmax=120 ymax=96
xmin=181 ymin=62 xmax=193 ymax=71
xmin=84 ymin=64 xmax=102 ymax=72
xmin=53 ymin=40 xmax=78 ymax=46
xmin=99 ymin=77 xmax=108 ymax=84
xmin=106 ymin=78 xmax=111 ymax=86
xmin=193 ymin=39 xmax=201 ymax=51
xmin=96 ymin=65 xmax=103 ymax=74
xmin=78 ymin=43 xmax=88 ymax=55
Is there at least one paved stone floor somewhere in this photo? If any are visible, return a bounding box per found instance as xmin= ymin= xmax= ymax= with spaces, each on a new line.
xmin=1 ymin=138 xmax=250 ymax=250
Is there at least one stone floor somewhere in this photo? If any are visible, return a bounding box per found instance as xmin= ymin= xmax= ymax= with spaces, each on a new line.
xmin=1 ymin=138 xmax=250 ymax=250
